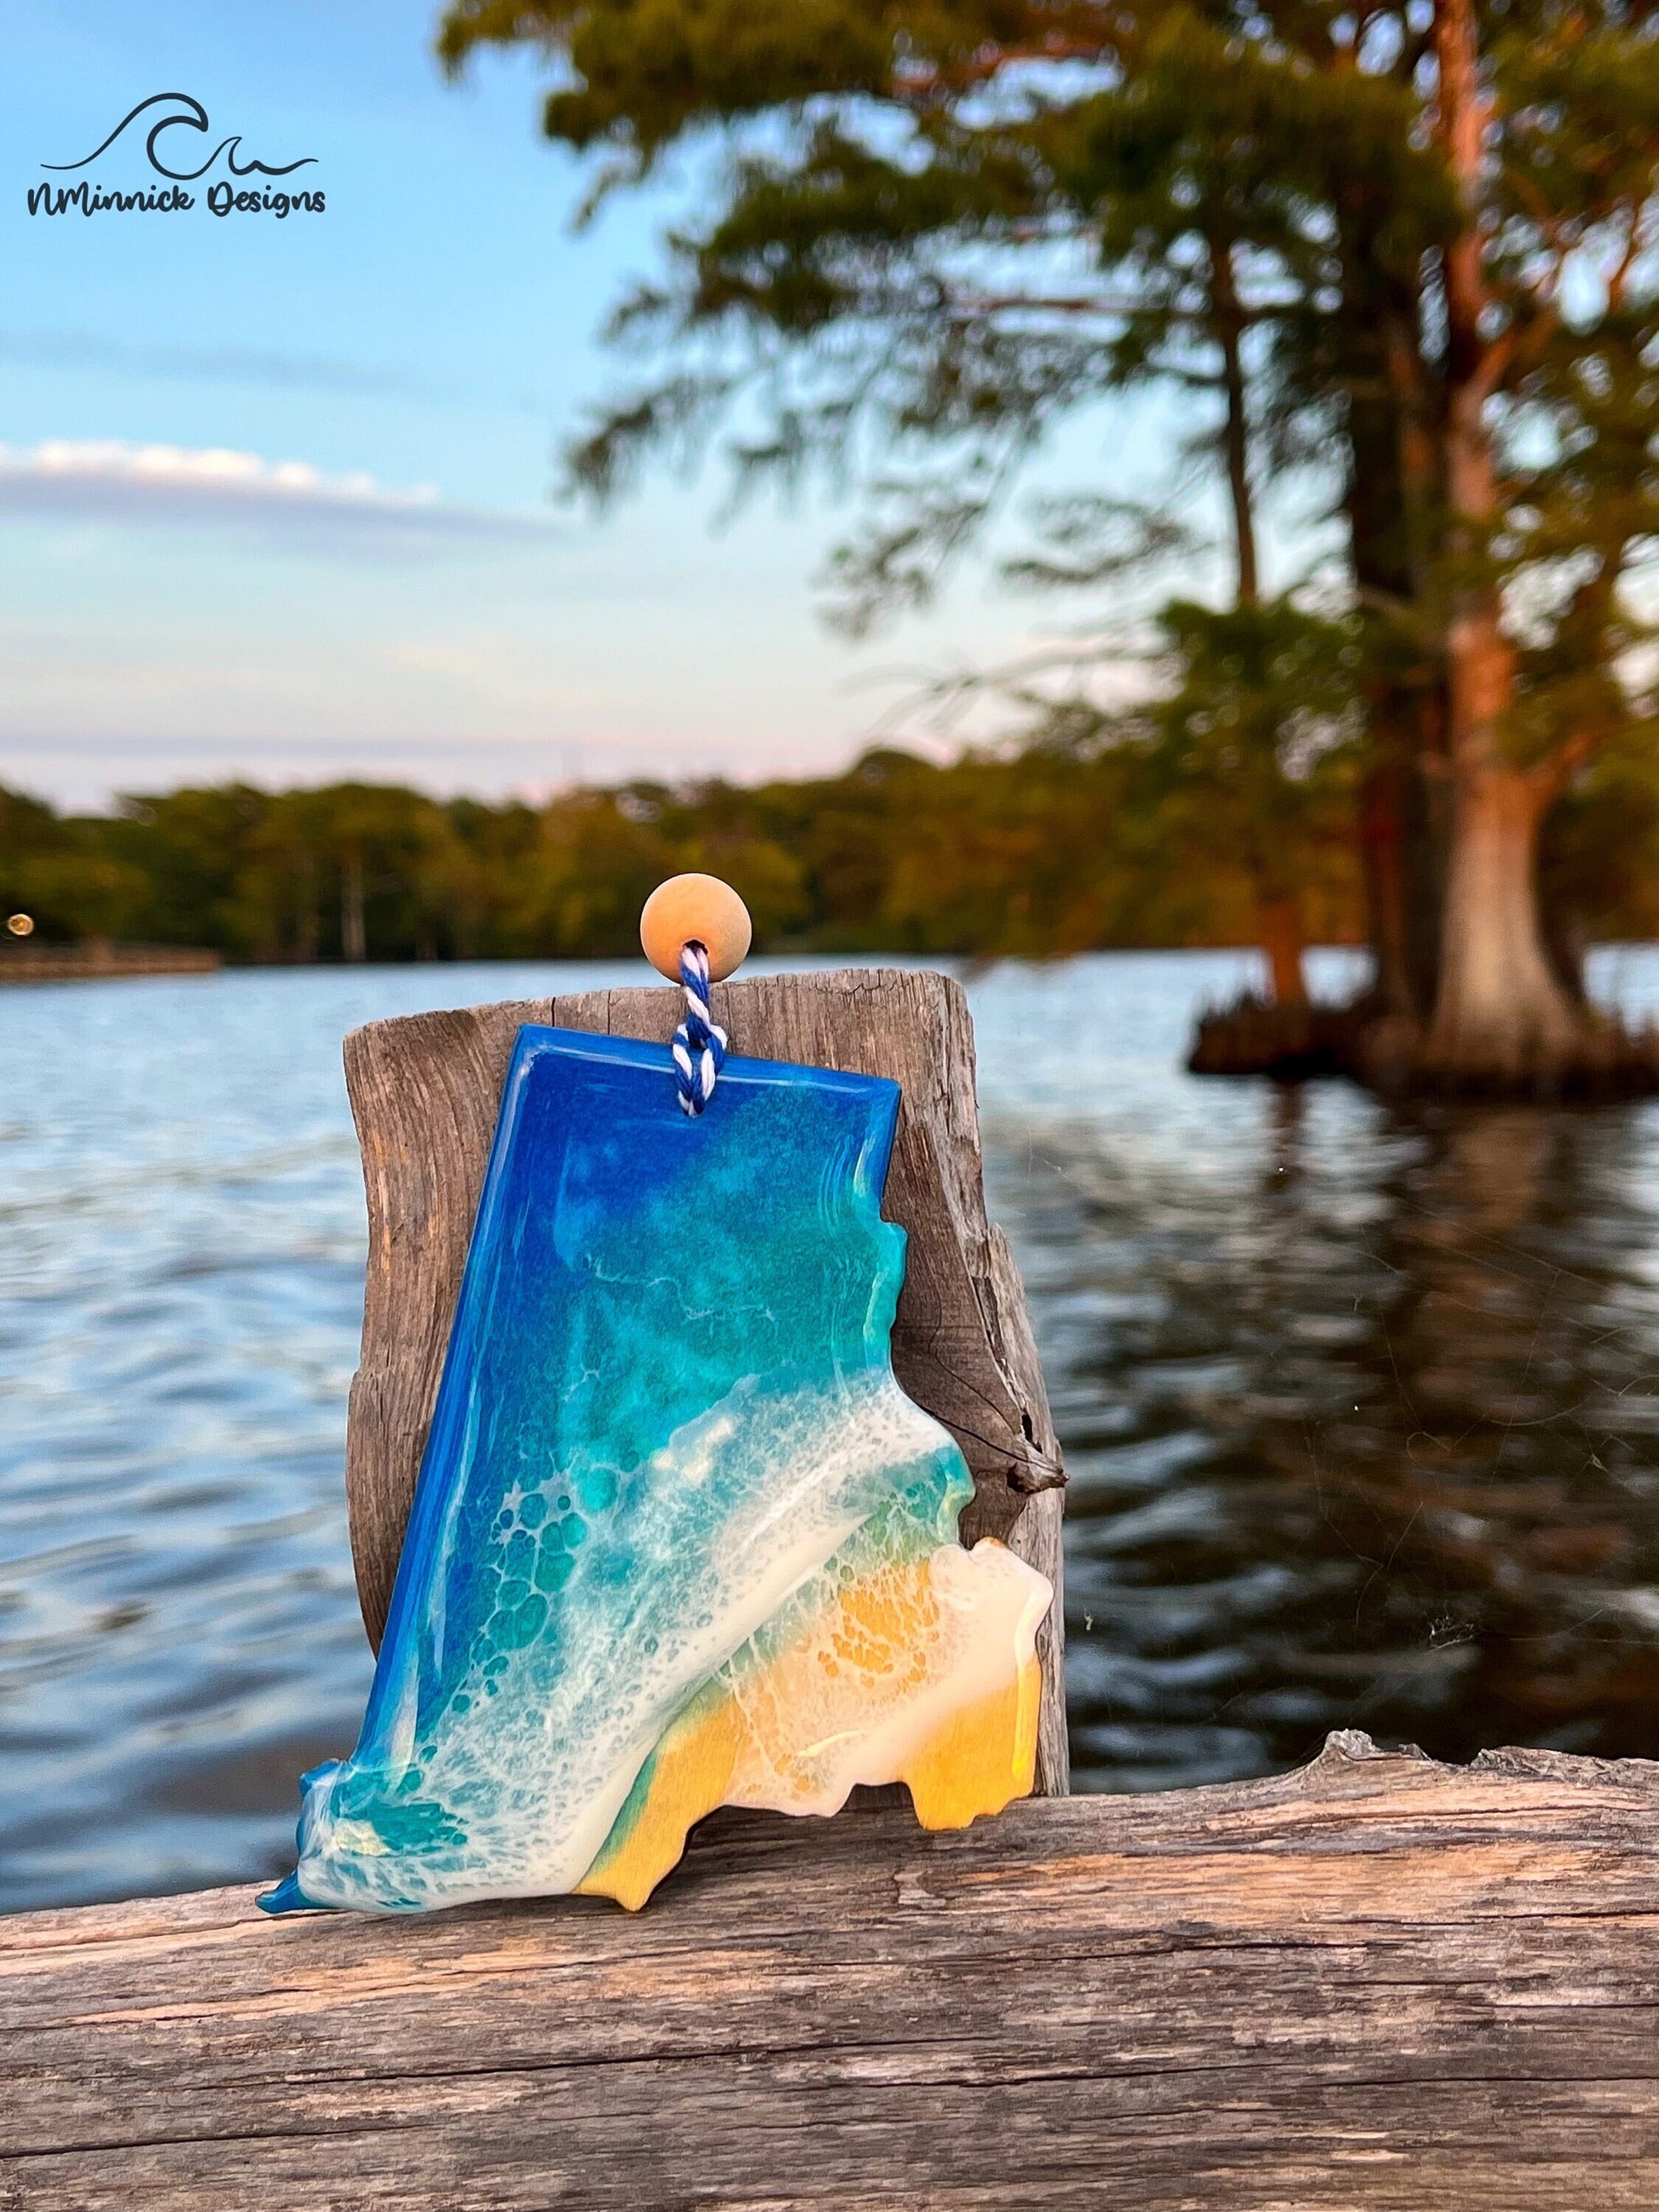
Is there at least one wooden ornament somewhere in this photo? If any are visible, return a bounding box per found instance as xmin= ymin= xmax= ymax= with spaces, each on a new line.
xmin=640 ymin=874 xmax=752 ymax=983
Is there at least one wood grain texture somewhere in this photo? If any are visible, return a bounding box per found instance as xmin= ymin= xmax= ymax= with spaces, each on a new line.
xmin=6 ymin=1733 xmax=1659 ymax=2209
xmin=342 ymin=969 xmax=1068 ymax=1793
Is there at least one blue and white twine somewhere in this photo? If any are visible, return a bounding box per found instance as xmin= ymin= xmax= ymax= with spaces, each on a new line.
xmin=672 ymin=939 xmax=727 ymax=1115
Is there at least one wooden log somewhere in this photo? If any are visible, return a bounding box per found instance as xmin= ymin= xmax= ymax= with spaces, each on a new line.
xmin=6 ymin=1734 xmax=1659 ymax=2209
xmin=342 ymin=967 xmax=1068 ymax=1793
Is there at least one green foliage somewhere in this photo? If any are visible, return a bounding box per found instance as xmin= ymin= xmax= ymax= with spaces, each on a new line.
xmin=434 ymin=0 xmax=1434 ymax=617
xmin=0 ymin=788 xmax=152 ymax=944
xmin=1540 ymin=733 xmax=1659 ymax=952
xmin=1133 ymin=596 xmax=1364 ymax=903
xmin=0 ymin=748 xmax=1378 ymax=962
xmin=435 ymin=0 xmax=1659 ymax=1032
xmin=16 ymin=1 xmax=1655 ymax=991
xmin=16 ymin=724 xmax=1659 ymax=960
xmin=436 ymin=0 xmax=1659 ymax=627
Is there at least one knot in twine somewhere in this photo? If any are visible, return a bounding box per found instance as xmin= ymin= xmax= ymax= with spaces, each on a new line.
xmin=672 ymin=940 xmax=727 ymax=1115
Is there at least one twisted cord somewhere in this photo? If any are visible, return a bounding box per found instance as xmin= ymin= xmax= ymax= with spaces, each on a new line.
xmin=672 ymin=939 xmax=726 ymax=1115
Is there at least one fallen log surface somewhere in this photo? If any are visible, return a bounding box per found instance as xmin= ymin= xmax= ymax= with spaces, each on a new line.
xmin=5 ymin=1732 xmax=1659 ymax=2210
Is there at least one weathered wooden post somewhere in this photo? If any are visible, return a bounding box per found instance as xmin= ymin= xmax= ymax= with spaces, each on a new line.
xmin=341 ymin=966 xmax=1069 ymax=1795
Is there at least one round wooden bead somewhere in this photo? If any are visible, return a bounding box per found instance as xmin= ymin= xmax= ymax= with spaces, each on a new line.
xmin=639 ymin=874 xmax=753 ymax=984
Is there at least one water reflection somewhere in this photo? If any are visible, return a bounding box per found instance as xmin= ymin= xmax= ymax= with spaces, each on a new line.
xmin=995 ymin=1082 xmax=1659 ymax=1789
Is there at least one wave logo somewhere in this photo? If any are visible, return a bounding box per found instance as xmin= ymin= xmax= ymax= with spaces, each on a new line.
xmin=30 ymin=94 xmax=324 ymax=219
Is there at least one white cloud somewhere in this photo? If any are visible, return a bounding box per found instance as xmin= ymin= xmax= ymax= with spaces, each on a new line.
xmin=0 ymin=440 xmax=551 ymax=546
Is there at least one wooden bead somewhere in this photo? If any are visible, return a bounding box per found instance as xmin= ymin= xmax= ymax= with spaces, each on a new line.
xmin=639 ymin=874 xmax=753 ymax=984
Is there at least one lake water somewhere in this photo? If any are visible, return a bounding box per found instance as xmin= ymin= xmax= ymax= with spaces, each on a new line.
xmin=6 ymin=950 xmax=1659 ymax=1912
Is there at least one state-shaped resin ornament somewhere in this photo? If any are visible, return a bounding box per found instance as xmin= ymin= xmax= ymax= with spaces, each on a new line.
xmin=263 ymin=885 xmax=1051 ymax=1915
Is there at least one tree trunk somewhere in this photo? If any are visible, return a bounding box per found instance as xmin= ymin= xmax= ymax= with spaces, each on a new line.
xmin=1428 ymin=501 xmax=1580 ymax=1074
xmin=1425 ymin=760 xmax=1578 ymax=1077
xmin=295 ymin=856 xmax=319 ymax=964
xmin=1423 ymin=0 xmax=1580 ymax=1082
xmin=1540 ymin=879 xmax=1588 ymax=1005
xmin=341 ymin=852 xmax=367 ymax=964
xmin=1356 ymin=691 xmax=1449 ymax=1025
xmin=1211 ymin=241 xmax=1258 ymax=608
xmin=1337 ymin=228 xmax=1445 ymax=1023
xmin=1257 ymin=894 xmax=1308 ymax=1009
xmin=1358 ymin=755 xmax=1416 ymax=1018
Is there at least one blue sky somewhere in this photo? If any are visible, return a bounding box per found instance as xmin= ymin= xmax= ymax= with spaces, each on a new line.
xmin=2 ymin=3 xmax=1211 ymax=808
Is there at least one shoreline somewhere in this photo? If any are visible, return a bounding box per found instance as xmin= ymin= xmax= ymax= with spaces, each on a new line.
xmin=0 ymin=945 xmax=222 ymax=984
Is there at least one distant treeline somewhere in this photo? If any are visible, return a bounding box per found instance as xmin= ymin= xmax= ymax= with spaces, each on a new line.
xmin=0 ymin=742 xmax=1650 ymax=963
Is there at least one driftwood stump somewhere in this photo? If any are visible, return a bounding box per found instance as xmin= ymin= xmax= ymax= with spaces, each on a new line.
xmin=341 ymin=967 xmax=1068 ymax=1794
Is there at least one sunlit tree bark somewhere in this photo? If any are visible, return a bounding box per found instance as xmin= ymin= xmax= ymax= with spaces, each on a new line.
xmin=1419 ymin=0 xmax=1577 ymax=1076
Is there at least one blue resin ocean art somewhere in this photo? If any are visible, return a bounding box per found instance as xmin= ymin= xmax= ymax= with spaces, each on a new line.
xmin=262 ymin=1025 xmax=1049 ymax=1915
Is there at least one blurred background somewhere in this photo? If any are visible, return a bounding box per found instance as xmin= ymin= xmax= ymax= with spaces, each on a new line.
xmin=6 ymin=0 xmax=1659 ymax=1909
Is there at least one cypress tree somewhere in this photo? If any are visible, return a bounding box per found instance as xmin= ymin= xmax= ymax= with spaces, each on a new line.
xmin=441 ymin=0 xmax=1659 ymax=1084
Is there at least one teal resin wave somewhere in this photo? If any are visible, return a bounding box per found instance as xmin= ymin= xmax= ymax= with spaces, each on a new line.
xmin=262 ymin=1025 xmax=972 ymax=1914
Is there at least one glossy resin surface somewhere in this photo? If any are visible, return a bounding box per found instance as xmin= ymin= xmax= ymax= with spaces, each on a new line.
xmin=263 ymin=1026 xmax=1049 ymax=1914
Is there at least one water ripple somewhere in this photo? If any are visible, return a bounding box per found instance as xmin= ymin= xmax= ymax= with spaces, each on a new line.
xmin=5 ymin=950 xmax=1659 ymax=1905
